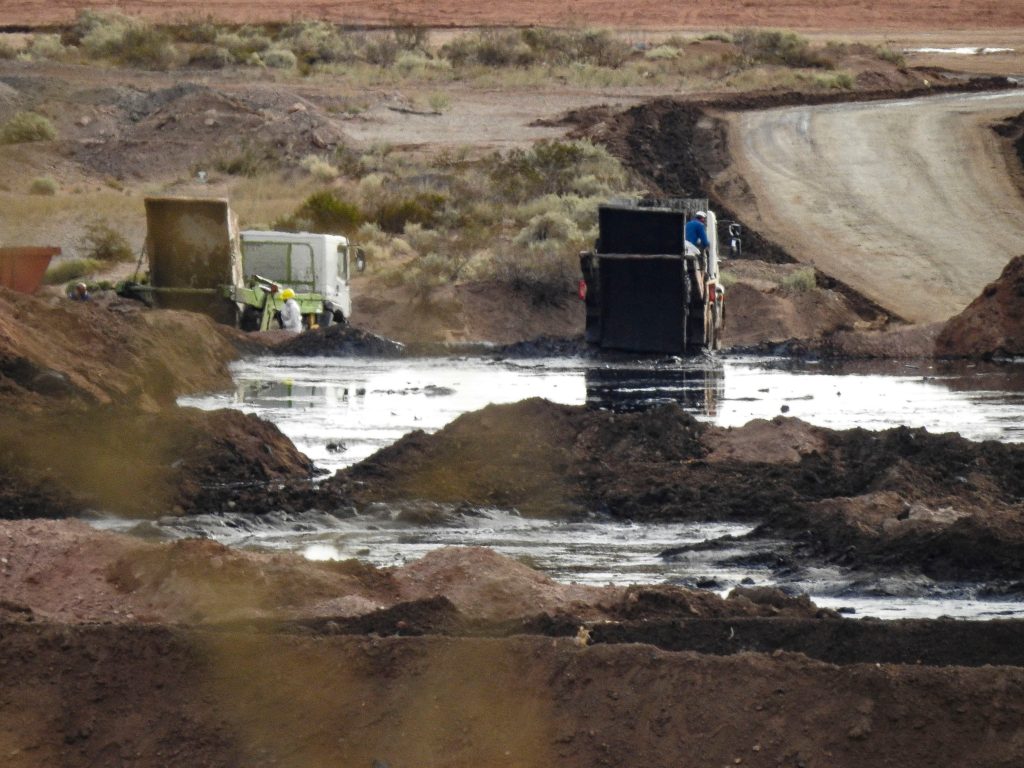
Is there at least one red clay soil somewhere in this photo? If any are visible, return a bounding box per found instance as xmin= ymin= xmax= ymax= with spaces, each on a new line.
xmin=936 ymin=254 xmax=1024 ymax=359
xmin=9 ymin=0 xmax=1021 ymax=31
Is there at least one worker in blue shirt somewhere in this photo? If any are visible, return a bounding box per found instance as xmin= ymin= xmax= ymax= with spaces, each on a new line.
xmin=685 ymin=211 xmax=710 ymax=251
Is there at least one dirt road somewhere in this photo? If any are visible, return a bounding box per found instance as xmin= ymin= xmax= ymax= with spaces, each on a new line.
xmin=720 ymin=90 xmax=1024 ymax=323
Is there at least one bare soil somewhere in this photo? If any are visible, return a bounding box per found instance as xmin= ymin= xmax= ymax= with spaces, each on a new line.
xmin=3 ymin=13 xmax=1024 ymax=768
xmin=5 ymin=0 xmax=1023 ymax=31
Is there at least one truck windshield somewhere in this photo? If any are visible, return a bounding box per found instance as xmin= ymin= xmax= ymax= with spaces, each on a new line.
xmin=243 ymin=242 xmax=316 ymax=289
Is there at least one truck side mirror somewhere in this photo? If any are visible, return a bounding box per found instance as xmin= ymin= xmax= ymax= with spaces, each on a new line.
xmin=355 ymin=248 xmax=366 ymax=273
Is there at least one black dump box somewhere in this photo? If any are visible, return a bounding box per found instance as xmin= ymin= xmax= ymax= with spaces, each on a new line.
xmin=581 ymin=204 xmax=704 ymax=355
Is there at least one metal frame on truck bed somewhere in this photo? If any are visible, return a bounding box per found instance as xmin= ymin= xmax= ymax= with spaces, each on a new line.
xmin=579 ymin=199 xmax=725 ymax=355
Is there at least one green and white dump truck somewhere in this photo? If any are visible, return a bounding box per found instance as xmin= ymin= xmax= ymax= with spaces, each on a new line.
xmin=579 ymin=199 xmax=725 ymax=354
xmin=121 ymin=197 xmax=359 ymax=331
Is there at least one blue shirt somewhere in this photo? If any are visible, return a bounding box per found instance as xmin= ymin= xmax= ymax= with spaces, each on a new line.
xmin=685 ymin=219 xmax=709 ymax=250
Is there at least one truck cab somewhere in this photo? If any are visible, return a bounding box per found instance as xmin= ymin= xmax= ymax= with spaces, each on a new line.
xmin=240 ymin=230 xmax=353 ymax=323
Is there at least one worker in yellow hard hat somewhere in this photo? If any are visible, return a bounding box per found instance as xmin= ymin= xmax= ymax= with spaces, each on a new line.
xmin=278 ymin=287 xmax=302 ymax=333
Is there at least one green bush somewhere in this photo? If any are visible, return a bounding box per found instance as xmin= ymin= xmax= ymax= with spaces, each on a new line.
xmin=280 ymin=21 xmax=360 ymax=65
xmin=489 ymin=247 xmax=576 ymax=306
xmin=262 ymin=47 xmax=297 ymax=69
xmin=644 ymin=45 xmax=680 ymax=61
xmin=74 ymin=10 xmax=177 ymax=69
xmin=293 ymin=191 xmax=364 ymax=233
xmin=212 ymin=141 xmax=278 ymax=177
xmin=44 ymin=258 xmax=103 ymax=285
xmin=0 ymin=41 xmax=16 ymax=59
xmin=734 ymin=29 xmax=829 ymax=69
xmin=781 ymin=267 xmax=818 ymax=292
xmin=1 ymin=112 xmax=57 ymax=144
xmin=187 ymin=45 xmax=232 ymax=68
xmin=28 ymin=34 xmax=66 ymax=60
xmin=374 ymin=194 xmax=445 ymax=234
xmin=29 ymin=176 xmax=58 ymax=195
xmin=79 ymin=219 xmax=135 ymax=263
xmin=488 ymin=140 xmax=626 ymax=202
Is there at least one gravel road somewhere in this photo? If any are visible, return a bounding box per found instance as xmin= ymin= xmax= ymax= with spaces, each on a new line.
xmin=723 ymin=90 xmax=1024 ymax=322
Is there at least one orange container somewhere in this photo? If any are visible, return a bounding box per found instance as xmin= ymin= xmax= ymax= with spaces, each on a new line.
xmin=0 ymin=247 xmax=61 ymax=294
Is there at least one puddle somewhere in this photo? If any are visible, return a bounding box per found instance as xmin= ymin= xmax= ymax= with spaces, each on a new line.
xmin=905 ymin=46 xmax=1014 ymax=55
xmin=180 ymin=355 xmax=1024 ymax=474
xmin=165 ymin=354 xmax=1024 ymax=620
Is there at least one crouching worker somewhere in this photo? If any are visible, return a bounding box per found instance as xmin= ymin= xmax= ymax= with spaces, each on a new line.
xmin=69 ymin=282 xmax=91 ymax=301
xmin=279 ymin=288 xmax=303 ymax=333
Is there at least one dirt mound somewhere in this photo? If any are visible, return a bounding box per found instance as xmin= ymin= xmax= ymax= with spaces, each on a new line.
xmin=935 ymin=254 xmax=1024 ymax=358
xmin=71 ymin=84 xmax=348 ymax=180
xmin=0 ymin=406 xmax=315 ymax=519
xmin=275 ymin=323 xmax=406 ymax=357
xmin=4 ymin=621 xmax=1024 ymax=768
xmin=331 ymin=399 xmax=1024 ymax=582
xmin=0 ymin=288 xmax=239 ymax=410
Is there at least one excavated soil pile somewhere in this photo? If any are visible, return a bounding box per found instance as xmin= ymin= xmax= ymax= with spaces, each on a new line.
xmin=332 ymin=398 xmax=1024 ymax=582
xmin=0 ymin=288 xmax=239 ymax=410
xmin=936 ymin=254 xmax=1024 ymax=358
xmin=274 ymin=322 xmax=406 ymax=357
xmin=0 ymin=289 xmax=319 ymax=518
xmin=69 ymin=83 xmax=348 ymax=180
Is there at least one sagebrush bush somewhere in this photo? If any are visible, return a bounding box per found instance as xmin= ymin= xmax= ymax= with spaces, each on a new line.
xmin=44 ymin=258 xmax=103 ymax=285
xmin=513 ymin=211 xmax=582 ymax=247
xmin=79 ymin=219 xmax=134 ymax=262
xmin=734 ymin=29 xmax=829 ymax=69
xmin=644 ymin=45 xmax=680 ymax=61
xmin=781 ymin=267 xmax=818 ymax=292
xmin=300 ymin=154 xmax=339 ymax=181
xmin=0 ymin=41 xmax=16 ymax=59
xmin=1 ymin=112 xmax=57 ymax=144
xmin=75 ymin=10 xmax=177 ymax=69
xmin=374 ymin=194 xmax=445 ymax=234
xmin=294 ymin=191 xmax=364 ymax=233
xmin=28 ymin=34 xmax=66 ymax=60
xmin=262 ymin=47 xmax=297 ymax=69
xmin=488 ymin=247 xmax=576 ymax=306
xmin=29 ymin=176 xmax=58 ymax=195
xmin=281 ymin=21 xmax=360 ymax=65
xmin=187 ymin=45 xmax=232 ymax=68
xmin=488 ymin=140 xmax=627 ymax=202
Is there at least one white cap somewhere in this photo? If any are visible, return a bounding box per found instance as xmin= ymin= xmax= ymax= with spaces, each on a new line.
xmin=695 ymin=211 xmax=707 ymax=219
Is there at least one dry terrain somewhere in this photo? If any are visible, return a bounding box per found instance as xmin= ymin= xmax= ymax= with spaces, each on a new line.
xmin=3 ymin=4 xmax=1024 ymax=768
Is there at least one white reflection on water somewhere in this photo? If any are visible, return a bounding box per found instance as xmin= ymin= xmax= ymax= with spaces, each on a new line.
xmin=179 ymin=356 xmax=1024 ymax=474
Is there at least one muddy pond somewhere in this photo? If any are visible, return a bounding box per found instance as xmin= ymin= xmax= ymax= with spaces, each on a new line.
xmin=112 ymin=354 xmax=1024 ymax=620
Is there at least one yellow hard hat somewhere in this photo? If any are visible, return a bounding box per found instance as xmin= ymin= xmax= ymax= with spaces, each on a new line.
xmin=280 ymin=288 xmax=295 ymax=300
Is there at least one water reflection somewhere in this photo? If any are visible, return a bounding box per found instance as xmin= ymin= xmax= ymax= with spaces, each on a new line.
xmin=584 ymin=361 xmax=724 ymax=414
xmin=180 ymin=355 xmax=1024 ymax=475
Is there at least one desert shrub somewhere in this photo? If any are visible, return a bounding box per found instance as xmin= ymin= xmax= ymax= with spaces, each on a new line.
xmin=173 ymin=20 xmax=221 ymax=44
xmin=781 ymin=267 xmax=817 ymax=292
xmin=74 ymin=10 xmax=177 ymax=69
xmin=300 ymin=154 xmax=339 ymax=181
xmin=392 ymin=24 xmax=429 ymax=52
xmin=718 ymin=270 xmax=737 ymax=288
xmin=262 ymin=47 xmax=297 ymax=69
xmin=373 ymin=193 xmax=445 ymax=234
xmin=44 ymin=258 xmax=103 ymax=285
xmin=280 ymin=21 xmax=360 ymax=65
xmin=365 ymin=36 xmax=399 ymax=67
xmin=212 ymin=141 xmax=278 ymax=177
xmin=701 ymin=32 xmax=733 ymax=43
xmin=28 ymin=34 xmax=66 ymax=60
xmin=441 ymin=30 xmax=532 ymax=67
xmin=441 ymin=27 xmax=630 ymax=68
xmin=187 ymin=45 xmax=232 ymax=68
xmin=0 ymin=41 xmax=16 ymax=59
xmin=79 ymin=219 xmax=134 ymax=262
xmin=29 ymin=176 xmax=58 ymax=195
xmin=293 ymin=191 xmax=364 ymax=233
xmin=488 ymin=140 xmax=627 ymax=202
xmin=644 ymin=45 xmax=680 ymax=60
xmin=489 ymin=246 xmax=576 ymax=306
xmin=118 ymin=25 xmax=177 ymax=69
xmin=734 ymin=29 xmax=829 ymax=69
xmin=1 ymin=112 xmax=57 ymax=144
xmin=427 ymin=92 xmax=450 ymax=112
xmin=215 ymin=31 xmax=271 ymax=61
xmin=513 ymin=210 xmax=582 ymax=248
xmin=404 ymin=252 xmax=451 ymax=300
xmin=875 ymin=46 xmax=906 ymax=67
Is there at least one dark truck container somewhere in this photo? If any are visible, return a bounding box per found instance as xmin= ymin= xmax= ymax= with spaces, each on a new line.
xmin=579 ymin=200 xmax=725 ymax=355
